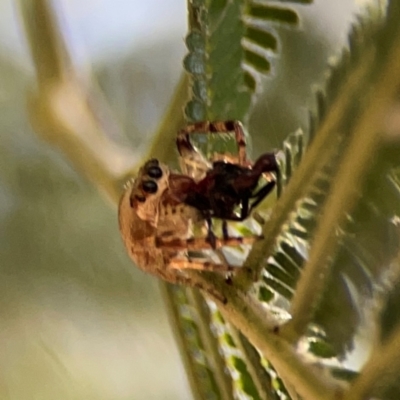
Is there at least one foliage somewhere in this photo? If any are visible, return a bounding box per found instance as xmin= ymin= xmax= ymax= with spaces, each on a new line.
xmin=18 ymin=0 xmax=400 ymax=399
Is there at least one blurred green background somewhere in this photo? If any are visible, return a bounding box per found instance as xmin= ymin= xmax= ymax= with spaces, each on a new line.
xmin=0 ymin=0 xmax=367 ymax=399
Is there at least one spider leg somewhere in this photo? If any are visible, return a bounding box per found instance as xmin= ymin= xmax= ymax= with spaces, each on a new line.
xmin=177 ymin=120 xmax=248 ymax=166
xmin=210 ymin=153 xmax=254 ymax=169
xmin=156 ymin=235 xmax=259 ymax=250
xmin=205 ymin=216 xmax=217 ymax=249
xmin=167 ymin=257 xmax=235 ymax=272
xmin=213 ymin=203 xmax=251 ymax=222
xmin=249 ymin=181 xmax=276 ymax=212
xmin=178 ymin=151 xmax=210 ymax=181
xmin=176 ymin=124 xmax=210 ymax=180
xmin=222 ymin=220 xmax=229 ymax=240
xmin=240 ymin=196 xmax=250 ymax=220
xmin=252 ymin=211 xmax=266 ymax=226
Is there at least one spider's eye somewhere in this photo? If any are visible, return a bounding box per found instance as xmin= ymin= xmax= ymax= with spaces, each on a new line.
xmin=147 ymin=166 xmax=162 ymax=179
xmin=142 ymin=180 xmax=158 ymax=194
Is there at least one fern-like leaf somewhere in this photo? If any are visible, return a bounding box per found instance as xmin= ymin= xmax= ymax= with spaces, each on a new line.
xmin=184 ymin=0 xmax=310 ymax=122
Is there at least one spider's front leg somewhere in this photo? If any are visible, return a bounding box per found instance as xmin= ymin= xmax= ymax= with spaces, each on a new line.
xmin=176 ymin=120 xmax=248 ymax=166
xmin=249 ymin=180 xmax=277 ymax=212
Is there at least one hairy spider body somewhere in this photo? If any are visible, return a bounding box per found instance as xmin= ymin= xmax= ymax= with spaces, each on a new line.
xmin=119 ymin=159 xmax=246 ymax=286
xmin=118 ymin=120 xmax=279 ymax=281
xmin=119 ymin=177 xmax=198 ymax=285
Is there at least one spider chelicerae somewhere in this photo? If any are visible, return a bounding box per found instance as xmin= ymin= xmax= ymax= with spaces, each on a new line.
xmin=118 ymin=120 xmax=278 ymax=282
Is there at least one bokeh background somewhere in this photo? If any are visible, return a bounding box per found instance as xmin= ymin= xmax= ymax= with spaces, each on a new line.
xmin=0 ymin=0 xmax=371 ymax=399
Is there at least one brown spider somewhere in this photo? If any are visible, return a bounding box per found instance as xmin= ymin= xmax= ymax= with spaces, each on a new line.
xmin=118 ymin=120 xmax=278 ymax=283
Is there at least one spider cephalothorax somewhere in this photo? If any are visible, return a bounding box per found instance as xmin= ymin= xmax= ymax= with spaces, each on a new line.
xmin=128 ymin=158 xmax=170 ymax=227
xmin=118 ymin=120 xmax=278 ymax=281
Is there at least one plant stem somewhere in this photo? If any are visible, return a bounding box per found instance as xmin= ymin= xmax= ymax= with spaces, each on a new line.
xmin=188 ymin=271 xmax=342 ymax=400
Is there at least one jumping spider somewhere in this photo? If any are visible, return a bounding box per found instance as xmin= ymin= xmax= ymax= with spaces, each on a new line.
xmin=118 ymin=120 xmax=278 ymax=284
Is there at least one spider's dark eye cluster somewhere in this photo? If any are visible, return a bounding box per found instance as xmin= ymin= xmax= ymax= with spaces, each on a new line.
xmin=129 ymin=158 xmax=164 ymax=207
xmin=142 ymin=180 xmax=158 ymax=194
xmin=144 ymin=159 xmax=163 ymax=179
xmin=147 ymin=166 xmax=162 ymax=179
xmin=139 ymin=158 xmax=163 ymax=194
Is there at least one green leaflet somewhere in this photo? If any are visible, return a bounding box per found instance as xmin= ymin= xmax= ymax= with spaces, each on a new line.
xmin=162 ymin=285 xmax=224 ymax=400
xmin=209 ymin=307 xmax=285 ymax=400
xmin=184 ymin=0 xmax=304 ymax=123
xmin=184 ymin=0 xmax=251 ymax=121
xmin=164 ymin=285 xmax=286 ymax=400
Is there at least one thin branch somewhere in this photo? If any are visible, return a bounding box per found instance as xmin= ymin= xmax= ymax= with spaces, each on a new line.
xmin=18 ymin=0 xmax=70 ymax=85
xmin=18 ymin=0 xmax=188 ymax=203
xmin=18 ymin=0 xmax=135 ymax=203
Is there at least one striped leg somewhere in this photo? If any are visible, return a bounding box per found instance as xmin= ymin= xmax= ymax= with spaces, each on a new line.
xmin=178 ymin=152 xmax=210 ymax=181
xmin=176 ymin=120 xmax=248 ymax=166
xmin=156 ymin=235 xmax=260 ymax=251
xmin=167 ymin=257 xmax=236 ymax=272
